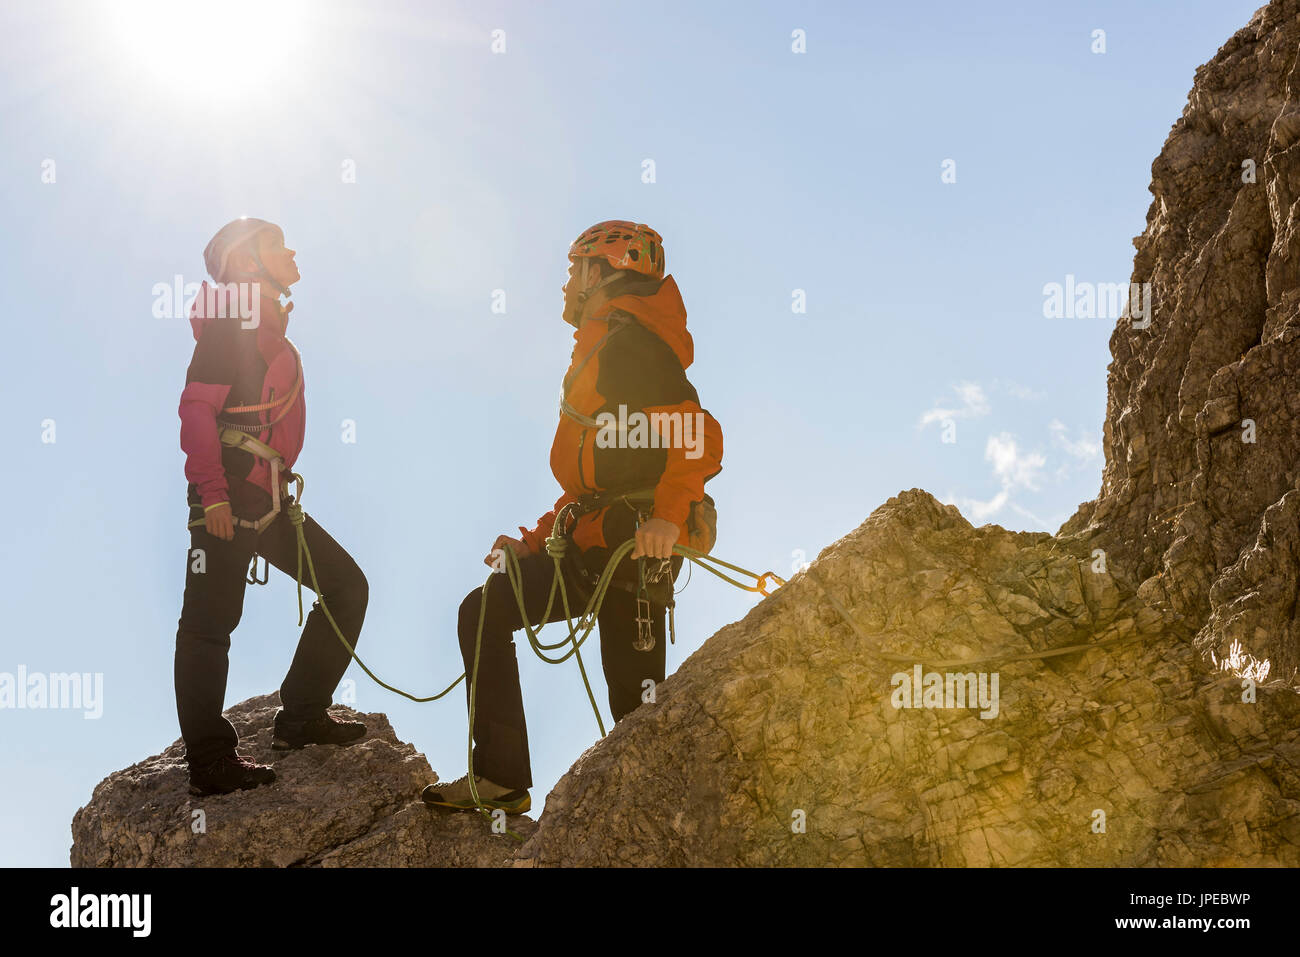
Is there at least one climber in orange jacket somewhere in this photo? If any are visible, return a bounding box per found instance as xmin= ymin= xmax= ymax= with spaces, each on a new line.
xmin=423 ymin=221 xmax=723 ymax=813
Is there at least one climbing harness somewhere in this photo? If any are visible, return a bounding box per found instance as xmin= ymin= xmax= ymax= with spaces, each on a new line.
xmin=186 ymin=344 xmax=303 ymax=579
xmin=186 ymin=428 xmax=300 ymax=584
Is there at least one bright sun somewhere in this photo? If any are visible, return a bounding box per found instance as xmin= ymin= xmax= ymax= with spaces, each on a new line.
xmin=109 ymin=0 xmax=310 ymax=104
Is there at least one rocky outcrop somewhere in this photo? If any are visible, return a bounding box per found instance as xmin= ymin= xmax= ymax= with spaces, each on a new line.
xmin=69 ymin=694 xmax=534 ymax=867
xmin=72 ymin=1 xmax=1300 ymax=867
xmin=518 ymin=491 xmax=1300 ymax=866
xmin=1061 ymin=0 xmax=1300 ymax=687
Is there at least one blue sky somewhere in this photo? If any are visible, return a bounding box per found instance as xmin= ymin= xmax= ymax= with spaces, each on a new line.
xmin=0 ymin=0 xmax=1262 ymax=866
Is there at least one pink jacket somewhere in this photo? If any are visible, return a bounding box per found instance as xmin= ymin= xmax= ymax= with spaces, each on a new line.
xmin=178 ymin=283 xmax=306 ymax=512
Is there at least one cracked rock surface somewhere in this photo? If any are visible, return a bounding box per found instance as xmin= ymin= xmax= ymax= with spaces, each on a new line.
xmin=518 ymin=491 xmax=1300 ymax=866
xmin=1062 ymin=0 xmax=1300 ymax=686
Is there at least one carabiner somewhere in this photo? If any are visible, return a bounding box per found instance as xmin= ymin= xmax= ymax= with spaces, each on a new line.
xmin=633 ymin=593 xmax=655 ymax=652
xmin=247 ymin=553 xmax=270 ymax=586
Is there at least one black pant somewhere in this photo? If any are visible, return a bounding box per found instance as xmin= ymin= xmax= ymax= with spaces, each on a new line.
xmin=175 ymin=510 xmax=368 ymax=767
xmin=456 ymin=552 xmax=673 ymax=790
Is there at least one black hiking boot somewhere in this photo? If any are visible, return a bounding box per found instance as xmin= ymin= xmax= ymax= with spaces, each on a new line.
xmin=188 ymin=753 xmax=277 ymax=796
xmin=271 ymin=710 xmax=367 ymax=751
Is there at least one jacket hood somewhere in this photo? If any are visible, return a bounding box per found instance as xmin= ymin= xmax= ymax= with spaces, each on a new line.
xmin=188 ymin=281 xmax=287 ymax=342
xmin=592 ymin=274 xmax=693 ymax=369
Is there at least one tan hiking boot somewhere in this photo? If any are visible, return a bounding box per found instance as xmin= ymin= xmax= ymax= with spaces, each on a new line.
xmin=420 ymin=773 xmax=530 ymax=813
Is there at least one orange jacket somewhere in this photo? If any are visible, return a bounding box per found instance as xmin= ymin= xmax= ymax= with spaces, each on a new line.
xmin=519 ymin=274 xmax=723 ymax=559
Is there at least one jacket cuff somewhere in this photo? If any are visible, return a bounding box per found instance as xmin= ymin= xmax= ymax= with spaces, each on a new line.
xmin=199 ymin=483 xmax=231 ymax=509
xmin=651 ymin=496 xmax=691 ymax=530
xmin=517 ymin=526 xmax=541 ymax=555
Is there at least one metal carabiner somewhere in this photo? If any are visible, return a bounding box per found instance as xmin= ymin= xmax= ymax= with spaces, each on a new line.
xmin=644 ymin=557 xmax=673 ymax=584
xmin=247 ymin=553 xmax=270 ymax=586
xmin=633 ymin=593 xmax=655 ymax=652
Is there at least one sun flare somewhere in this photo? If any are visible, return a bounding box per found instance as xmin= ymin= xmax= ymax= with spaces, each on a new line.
xmin=108 ymin=0 xmax=310 ymax=104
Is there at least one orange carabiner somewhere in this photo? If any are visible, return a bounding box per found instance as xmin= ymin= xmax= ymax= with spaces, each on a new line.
xmin=755 ymin=572 xmax=786 ymax=597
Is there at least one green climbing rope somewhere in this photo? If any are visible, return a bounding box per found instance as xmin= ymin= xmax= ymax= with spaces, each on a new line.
xmin=281 ymin=485 xmax=786 ymax=838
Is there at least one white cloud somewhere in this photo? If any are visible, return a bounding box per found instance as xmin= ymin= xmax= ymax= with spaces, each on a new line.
xmin=1049 ymin=419 xmax=1101 ymax=461
xmin=919 ymin=380 xmax=991 ymax=428
xmin=948 ymin=433 xmax=1046 ymax=524
xmin=959 ymin=488 xmax=1009 ymax=521
xmin=985 ymin=432 xmax=1045 ymax=491
xmin=930 ymin=396 xmax=1094 ymax=530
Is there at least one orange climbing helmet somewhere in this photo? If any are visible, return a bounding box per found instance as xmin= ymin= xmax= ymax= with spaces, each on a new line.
xmin=568 ymin=220 xmax=665 ymax=280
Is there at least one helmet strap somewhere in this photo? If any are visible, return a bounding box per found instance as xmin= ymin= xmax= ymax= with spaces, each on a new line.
xmin=572 ymin=259 xmax=628 ymax=323
xmin=247 ymin=249 xmax=291 ymax=300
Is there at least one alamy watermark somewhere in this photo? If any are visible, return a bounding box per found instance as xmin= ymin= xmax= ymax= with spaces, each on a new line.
xmin=152 ymin=275 xmax=263 ymax=328
xmin=49 ymin=887 xmax=150 ymax=937
xmin=1042 ymin=275 xmax=1152 ymax=328
xmin=593 ymin=404 xmax=706 ymax=459
xmin=1 ymin=666 xmax=103 ymax=719
xmin=890 ymin=665 xmax=999 ymax=719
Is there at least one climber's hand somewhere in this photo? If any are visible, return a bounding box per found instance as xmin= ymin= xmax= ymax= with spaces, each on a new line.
xmin=485 ymin=535 xmax=529 ymax=569
xmin=205 ymin=503 xmax=235 ymax=542
xmin=632 ymin=518 xmax=679 ymax=560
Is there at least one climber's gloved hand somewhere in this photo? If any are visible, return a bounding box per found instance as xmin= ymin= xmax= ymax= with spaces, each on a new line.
xmin=485 ymin=535 xmax=529 ymax=569
xmin=631 ymin=518 xmax=679 ymax=560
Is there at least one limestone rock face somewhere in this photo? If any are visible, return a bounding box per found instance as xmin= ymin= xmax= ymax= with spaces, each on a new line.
xmin=1061 ymin=0 xmax=1300 ymax=686
xmin=517 ymin=491 xmax=1300 ymax=866
xmin=69 ymin=693 xmax=534 ymax=867
xmin=71 ymin=1 xmax=1300 ymax=868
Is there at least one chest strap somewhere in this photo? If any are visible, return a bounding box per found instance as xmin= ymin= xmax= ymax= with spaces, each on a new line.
xmin=558 ymin=316 xmax=634 ymax=430
xmin=219 ymin=340 xmax=303 ymax=434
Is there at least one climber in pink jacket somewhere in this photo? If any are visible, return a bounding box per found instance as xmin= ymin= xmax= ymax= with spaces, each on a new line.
xmin=174 ymin=218 xmax=369 ymax=797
